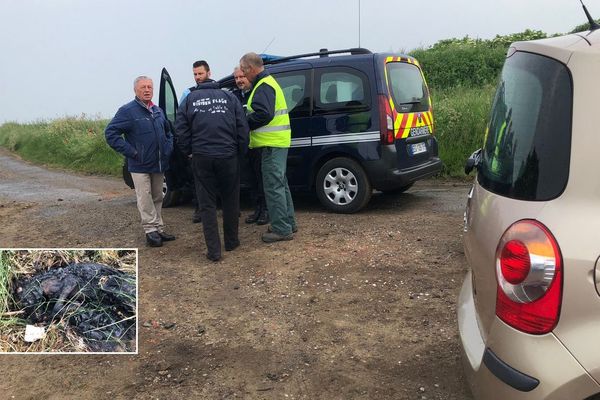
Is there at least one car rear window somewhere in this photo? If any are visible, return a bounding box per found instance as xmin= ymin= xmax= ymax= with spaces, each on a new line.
xmin=478 ymin=51 xmax=572 ymax=201
xmin=386 ymin=62 xmax=429 ymax=113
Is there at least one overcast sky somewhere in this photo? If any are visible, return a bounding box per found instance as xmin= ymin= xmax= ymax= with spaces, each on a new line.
xmin=0 ymin=0 xmax=594 ymax=123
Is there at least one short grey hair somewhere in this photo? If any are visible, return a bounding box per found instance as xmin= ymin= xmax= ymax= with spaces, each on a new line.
xmin=240 ymin=53 xmax=263 ymax=69
xmin=133 ymin=76 xmax=152 ymax=88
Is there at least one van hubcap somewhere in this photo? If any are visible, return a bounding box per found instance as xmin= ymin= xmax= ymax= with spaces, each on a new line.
xmin=323 ymin=167 xmax=358 ymax=205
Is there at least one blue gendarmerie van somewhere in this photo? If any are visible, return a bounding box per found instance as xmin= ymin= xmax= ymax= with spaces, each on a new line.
xmin=126 ymin=48 xmax=442 ymax=213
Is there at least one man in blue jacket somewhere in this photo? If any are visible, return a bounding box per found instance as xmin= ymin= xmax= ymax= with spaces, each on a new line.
xmin=175 ymin=77 xmax=249 ymax=262
xmin=105 ymin=76 xmax=175 ymax=247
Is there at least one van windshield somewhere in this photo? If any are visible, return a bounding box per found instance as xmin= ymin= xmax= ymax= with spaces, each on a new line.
xmin=478 ymin=51 xmax=572 ymax=201
xmin=386 ymin=62 xmax=429 ymax=113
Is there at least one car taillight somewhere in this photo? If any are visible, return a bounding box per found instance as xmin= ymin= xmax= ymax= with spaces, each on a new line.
xmin=495 ymin=220 xmax=562 ymax=334
xmin=378 ymin=95 xmax=395 ymax=145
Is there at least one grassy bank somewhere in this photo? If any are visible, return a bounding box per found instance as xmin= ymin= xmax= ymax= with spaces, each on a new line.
xmin=0 ymin=117 xmax=122 ymax=176
xmin=0 ymin=89 xmax=494 ymax=178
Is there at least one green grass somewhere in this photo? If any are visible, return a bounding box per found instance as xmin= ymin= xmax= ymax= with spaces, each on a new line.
xmin=432 ymin=85 xmax=496 ymax=177
xmin=0 ymin=117 xmax=122 ymax=176
xmin=0 ymin=87 xmax=496 ymax=178
xmin=0 ymin=251 xmax=16 ymax=316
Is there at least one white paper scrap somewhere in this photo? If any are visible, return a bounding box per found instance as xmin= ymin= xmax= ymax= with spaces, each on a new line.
xmin=24 ymin=325 xmax=46 ymax=342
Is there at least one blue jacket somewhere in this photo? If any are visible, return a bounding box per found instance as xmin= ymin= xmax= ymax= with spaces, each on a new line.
xmin=105 ymin=98 xmax=173 ymax=173
xmin=175 ymin=80 xmax=249 ymax=158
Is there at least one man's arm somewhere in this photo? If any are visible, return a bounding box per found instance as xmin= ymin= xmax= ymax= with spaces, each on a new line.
xmin=247 ymin=84 xmax=275 ymax=130
xmin=104 ymin=107 xmax=137 ymax=159
xmin=232 ymin=95 xmax=250 ymax=156
xmin=174 ymin=98 xmax=192 ymax=156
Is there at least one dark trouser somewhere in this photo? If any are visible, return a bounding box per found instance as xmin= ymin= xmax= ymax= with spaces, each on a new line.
xmin=248 ymin=147 xmax=267 ymax=212
xmin=261 ymin=147 xmax=296 ymax=235
xmin=193 ymin=163 xmax=202 ymax=216
xmin=192 ymin=155 xmax=240 ymax=258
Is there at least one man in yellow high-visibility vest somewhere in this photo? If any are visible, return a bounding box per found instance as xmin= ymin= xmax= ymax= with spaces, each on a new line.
xmin=240 ymin=52 xmax=297 ymax=243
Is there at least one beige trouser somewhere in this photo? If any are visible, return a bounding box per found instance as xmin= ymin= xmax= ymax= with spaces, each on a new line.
xmin=131 ymin=172 xmax=165 ymax=234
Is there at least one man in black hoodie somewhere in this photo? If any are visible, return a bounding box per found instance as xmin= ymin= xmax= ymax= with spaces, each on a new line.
xmin=175 ymin=78 xmax=249 ymax=261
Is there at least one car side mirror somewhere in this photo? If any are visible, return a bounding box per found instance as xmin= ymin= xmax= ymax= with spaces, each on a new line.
xmin=465 ymin=148 xmax=482 ymax=175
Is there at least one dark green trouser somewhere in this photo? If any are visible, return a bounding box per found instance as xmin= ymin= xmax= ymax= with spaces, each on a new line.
xmin=261 ymin=147 xmax=296 ymax=235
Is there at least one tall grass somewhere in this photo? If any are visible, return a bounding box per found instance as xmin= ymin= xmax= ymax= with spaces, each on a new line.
xmin=0 ymin=116 xmax=122 ymax=176
xmin=432 ymin=85 xmax=496 ymax=176
xmin=0 ymin=91 xmax=495 ymax=178
xmin=0 ymin=251 xmax=24 ymax=338
xmin=0 ymin=251 xmax=14 ymax=316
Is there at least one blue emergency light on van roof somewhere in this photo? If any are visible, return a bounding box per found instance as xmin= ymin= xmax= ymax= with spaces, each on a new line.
xmin=259 ymin=54 xmax=282 ymax=62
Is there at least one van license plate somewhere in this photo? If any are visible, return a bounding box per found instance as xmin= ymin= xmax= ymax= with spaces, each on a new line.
xmin=410 ymin=142 xmax=427 ymax=155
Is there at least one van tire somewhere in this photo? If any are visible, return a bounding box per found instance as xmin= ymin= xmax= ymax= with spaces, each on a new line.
xmin=162 ymin=179 xmax=178 ymax=208
xmin=316 ymin=157 xmax=372 ymax=213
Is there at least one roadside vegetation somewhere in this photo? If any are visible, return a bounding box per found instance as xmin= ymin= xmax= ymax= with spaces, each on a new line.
xmin=0 ymin=25 xmax=593 ymax=177
xmin=0 ymin=116 xmax=121 ymax=176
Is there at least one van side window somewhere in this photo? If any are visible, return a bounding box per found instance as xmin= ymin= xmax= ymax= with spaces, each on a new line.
xmin=315 ymin=68 xmax=370 ymax=112
xmin=273 ymin=70 xmax=311 ymax=118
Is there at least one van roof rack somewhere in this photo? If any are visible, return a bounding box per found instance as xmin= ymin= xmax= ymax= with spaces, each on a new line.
xmin=265 ymin=48 xmax=372 ymax=65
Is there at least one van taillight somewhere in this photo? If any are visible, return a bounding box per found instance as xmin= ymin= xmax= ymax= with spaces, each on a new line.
xmin=495 ymin=220 xmax=562 ymax=334
xmin=378 ymin=95 xmax=395 ymax=144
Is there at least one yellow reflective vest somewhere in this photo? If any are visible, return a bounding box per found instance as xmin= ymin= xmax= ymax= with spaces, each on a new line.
xmin=247 ymin=74 xmax=291 ymax=148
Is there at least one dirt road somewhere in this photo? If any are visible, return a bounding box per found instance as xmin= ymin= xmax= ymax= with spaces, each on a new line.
xmin=0 ymin=149 xmax=473 ymax=400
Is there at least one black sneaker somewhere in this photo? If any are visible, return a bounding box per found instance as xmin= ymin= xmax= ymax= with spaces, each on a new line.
xmin=158 ymin=231 xmax=176 ymax=241
xmin=245 ymin=212 xmax=259 ymax=224
xmin=146 ymin=231 xmax=163 ymax=247
xmin=256 ymin=210 xmax=269 ymax=225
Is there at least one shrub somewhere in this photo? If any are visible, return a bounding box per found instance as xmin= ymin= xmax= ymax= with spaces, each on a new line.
xmin=0 ymin=117 xmax=122 ymax=176
xmin=410 ymin=30 xmax=547 ymax=90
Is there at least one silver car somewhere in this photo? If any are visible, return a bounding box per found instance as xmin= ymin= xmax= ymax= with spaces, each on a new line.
xmin=458 ymin=26 xmax=600 ymax=399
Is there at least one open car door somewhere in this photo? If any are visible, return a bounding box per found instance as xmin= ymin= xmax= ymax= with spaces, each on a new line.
xmin=158 ymin=67 xmax=178 ymax=125
xmin=158 ymin=68 xmax=194 ymax=207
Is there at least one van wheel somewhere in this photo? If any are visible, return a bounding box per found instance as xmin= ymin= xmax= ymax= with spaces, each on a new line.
xmin=162 ymin=178 xmax=178 ymax=208
xmin=316 ymin=157 xmax=372 ymax=213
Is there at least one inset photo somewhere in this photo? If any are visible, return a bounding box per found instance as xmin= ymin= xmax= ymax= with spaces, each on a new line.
xmin=0 ymin=249 xmax=137 ymax=353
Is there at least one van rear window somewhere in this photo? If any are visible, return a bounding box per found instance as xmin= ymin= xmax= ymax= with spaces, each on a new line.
xmin=386 ymin=62 xmax=429 ymax=113
xmin=478 ymin=51 xmax=572 ymax=201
